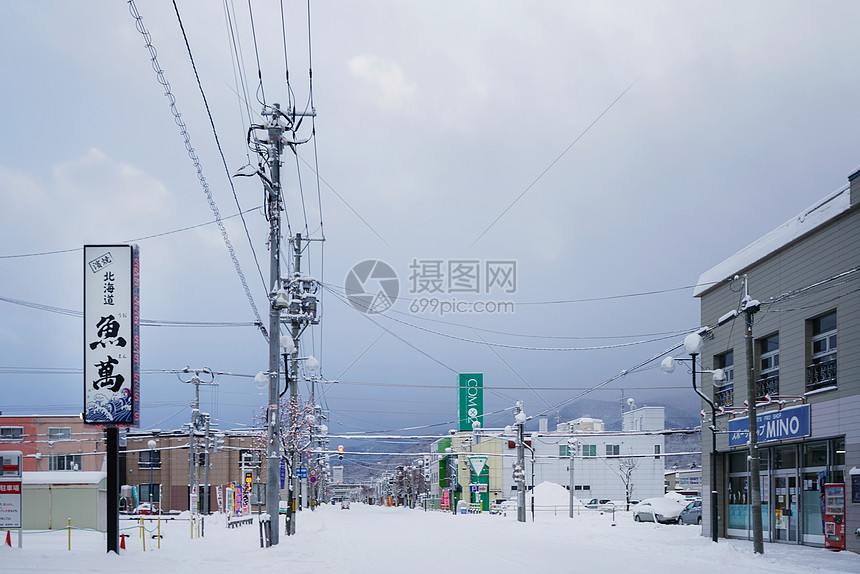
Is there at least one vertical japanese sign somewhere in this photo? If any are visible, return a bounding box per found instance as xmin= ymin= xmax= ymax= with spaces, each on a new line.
xmin=84 ymin=245 xmax=140 ymax=426
xmin=458 ymin=373 xmax=483 ymax=431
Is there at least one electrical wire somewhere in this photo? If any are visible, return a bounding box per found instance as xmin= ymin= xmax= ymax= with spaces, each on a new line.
xmin=127 ymin=0 xmax=265 ymax=339
xmin=0 ymin=205 xmax=261 ymax=259
xmin=172 ymin=0 xmax=267 ymax=296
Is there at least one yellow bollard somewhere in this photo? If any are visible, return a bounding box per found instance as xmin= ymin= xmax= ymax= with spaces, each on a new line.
xmin=67 ymin=518 xmax=71 ymax=551
xmin=141 ymin=517 xmax=146 ymax=552
xmin=157 ymin=515 xmax=161 ymax=549
xmin=190 ymin=515 xmax=194 ymax=540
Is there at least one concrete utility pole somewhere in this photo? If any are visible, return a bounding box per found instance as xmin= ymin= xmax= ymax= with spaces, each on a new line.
xmin=252 ymin=101 xmax=317 ymax=543
xmin=264 ymin=104 xmax=285 ymax=547
xmin=178 ymin=368 xmax=216 ymax=515
xmin=289 ymin=233 xmax=302 ymax=534
xmin=742 ymin=276 xmax=764 ymax=554
xmin=514 ymin=402 xmax=526 ymax=523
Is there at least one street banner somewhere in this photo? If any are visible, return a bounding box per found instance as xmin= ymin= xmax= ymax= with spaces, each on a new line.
xmin=84 ymin=245 xmax=140 ymax=426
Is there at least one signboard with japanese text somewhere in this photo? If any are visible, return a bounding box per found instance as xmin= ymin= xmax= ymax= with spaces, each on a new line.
xmin=728 ymin=404 xmax=810 ymax=447
xmin=0 ymin=481 xmax=22 ymax=528
xmin=458 ymin=373 xmax=483 ymax=431
xmin=0 ymin=451 xmax=22 ymax=529
xmin=84 ymin=245 xmax=140 ymax=426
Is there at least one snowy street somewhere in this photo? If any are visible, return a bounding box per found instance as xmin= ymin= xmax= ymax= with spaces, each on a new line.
xmin=3 ymin=504 xmax=858 ymax=574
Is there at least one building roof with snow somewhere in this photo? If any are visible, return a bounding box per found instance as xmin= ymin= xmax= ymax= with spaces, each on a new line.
xmin=693 ymin=178 xmax=856 ymax=297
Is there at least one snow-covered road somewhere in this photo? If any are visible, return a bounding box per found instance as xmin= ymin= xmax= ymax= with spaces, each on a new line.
xmin=2 ymin=504 xmax=858 ymax=573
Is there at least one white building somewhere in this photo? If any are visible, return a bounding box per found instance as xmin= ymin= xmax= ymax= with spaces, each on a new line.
xmin=428 ymin=406 xmax=669 ymax=508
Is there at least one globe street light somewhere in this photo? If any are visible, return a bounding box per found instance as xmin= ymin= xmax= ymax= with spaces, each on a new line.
xmin=661 ymin=332 xmax=725 ymax=543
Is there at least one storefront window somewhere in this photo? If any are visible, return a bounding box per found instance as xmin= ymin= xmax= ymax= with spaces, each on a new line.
xmin=832 ymin=438 xmax=845 ymax=467
xmin=728 ymin=476 xmax=749 ymax=530
xmin=801 ymin=472 xmax=823 ymax=542
xmin=729 ymin=452 xmax=747 ymax=474
xmin=774 ymin=446 xmax=796 ymax=470
xmin=803 ymin=442 xmax=827 ymax=468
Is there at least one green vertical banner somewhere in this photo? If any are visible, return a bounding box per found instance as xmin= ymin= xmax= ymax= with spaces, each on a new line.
xmin=458 ymin=373 xmax=483 ymax=431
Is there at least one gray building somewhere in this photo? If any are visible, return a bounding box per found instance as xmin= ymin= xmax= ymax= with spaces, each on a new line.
xmin=693 ymin=166 xmax=859 ymax=552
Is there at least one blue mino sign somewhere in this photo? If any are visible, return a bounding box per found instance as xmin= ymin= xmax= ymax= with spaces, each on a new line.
xmin=728 ymin=404 xmax=810 ymax=447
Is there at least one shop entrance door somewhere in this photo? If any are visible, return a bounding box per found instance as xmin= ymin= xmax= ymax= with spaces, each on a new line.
xmin=774 ymin=474 xmax=798 ymax=542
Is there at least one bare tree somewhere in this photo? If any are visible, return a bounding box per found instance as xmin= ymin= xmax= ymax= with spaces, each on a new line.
xmin=619 ymin=455 xmax=638 ymax=511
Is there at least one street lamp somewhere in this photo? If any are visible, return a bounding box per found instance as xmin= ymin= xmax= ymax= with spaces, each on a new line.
xmin=661 ymin=332 xmax=725 ymax=543
xmin=147 ymin=439 xmax=157 ymax=512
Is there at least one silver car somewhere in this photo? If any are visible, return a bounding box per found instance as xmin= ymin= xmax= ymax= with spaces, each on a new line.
xmin=632 ymin=498 xmax=684 ymax=524
xmin=678 ymin=499 xmax=702 ymax=525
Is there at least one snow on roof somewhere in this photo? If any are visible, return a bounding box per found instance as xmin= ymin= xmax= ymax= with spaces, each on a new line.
xmin=22 ymin=471 xmax=106 ymax=485
xmin=693 ymin=184 xmax=852 ymax=297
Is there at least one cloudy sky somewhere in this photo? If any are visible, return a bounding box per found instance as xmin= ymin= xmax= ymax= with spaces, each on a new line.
xmin=1 ymin=1 xmax=859 ymax=445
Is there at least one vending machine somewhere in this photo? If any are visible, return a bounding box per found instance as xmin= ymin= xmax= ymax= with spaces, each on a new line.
xmin=823 ymin=483 xmax=845 ymax=551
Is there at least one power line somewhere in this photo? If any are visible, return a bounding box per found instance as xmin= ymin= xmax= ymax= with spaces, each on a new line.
xmin=128 ymin=0 xmax=265 ymax=338
xmin=0 ymin=206 xmax=261 ymax=259
xmin=172 ymin=0 xmax=267 ymax=296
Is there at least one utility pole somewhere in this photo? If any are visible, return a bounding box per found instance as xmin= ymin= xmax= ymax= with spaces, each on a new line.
xmin=263 ymin=103 xmax=285 ymax=547
xmin=289 ymin=233 xmax=302 ymax=533
xmin=568 ymin=438 xmax=576 ymax=518
xmin=178 ymin=368 xmax=216 ymax=516
xmin=514 ymin=401 xmax=526 ymax=523
xmin=202 ymin=413 xmax=211 ymax=514
xmin=251 ymin=100 xmax=318 ymax=543
xmin=742 ymin=275 xmax=764 ymax=554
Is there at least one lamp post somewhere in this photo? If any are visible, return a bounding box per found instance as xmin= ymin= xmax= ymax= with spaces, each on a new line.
xmin=147 ymin=439 xmax=157 ymax=512
xmin=661 ymin=332 xmax=725 ymax=543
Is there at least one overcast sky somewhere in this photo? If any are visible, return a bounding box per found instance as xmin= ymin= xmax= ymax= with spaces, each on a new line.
xmin=1 ymin=1 xmax=859 ymax=444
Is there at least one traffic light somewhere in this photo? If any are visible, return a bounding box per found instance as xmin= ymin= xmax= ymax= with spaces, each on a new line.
xmin=337 ymin=445 xmax=344 ymax=460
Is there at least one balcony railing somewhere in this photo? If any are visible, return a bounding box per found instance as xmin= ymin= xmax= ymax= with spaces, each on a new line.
xmin=807 ymin=357 xmax=837 ymax=391
xmin=755 ymin=374 xmax=779 ymax=400
xmin=138 ymin=462 xmax=162 ymax=470
xmin=715 ymin=385 xmax=734 ymax=409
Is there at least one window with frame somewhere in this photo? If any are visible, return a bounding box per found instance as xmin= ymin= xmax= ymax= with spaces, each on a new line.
xmin=714 ymin=350 xmax=734 ymax=408
xmin=582 ymin=444 xmax=596 ymax=458
xmin=559 ymin=445 xmax=570 ymax=457
xmin=808 ymin=311 xmax=837 ymax=391
xmin=49 ymin=427 xmax=71 ymax=441
xmin=49 ymin=454 xmax=82 ymax=471
xmin=138 ymin=450 xmax=161 ymax=469
xmin=757 ymin=334 xmax=779 ymax=399
xmin=605 ymin=444 xmax=620 ymax=456
xmin=139 ymin=483 xmax=161 ymax=503
xmin=654 ymin=445 xmax=661 ymax=459
xmin=0 ymin=427 xmax=23 ymax=440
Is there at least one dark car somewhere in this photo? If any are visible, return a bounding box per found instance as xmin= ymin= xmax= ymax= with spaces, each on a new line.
xmin=679 ymin=499 xmax=702 ymax=525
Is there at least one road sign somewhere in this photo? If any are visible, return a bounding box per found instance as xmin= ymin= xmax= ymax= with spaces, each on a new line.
xmin=297 ymin=467 xmax=308 ymax=479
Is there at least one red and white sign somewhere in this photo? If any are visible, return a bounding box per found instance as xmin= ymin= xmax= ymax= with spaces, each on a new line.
xmin=0 ymin=481 xmax=22 ymax=528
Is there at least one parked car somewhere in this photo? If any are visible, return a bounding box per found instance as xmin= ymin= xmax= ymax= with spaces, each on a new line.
xmin=632 ymin=498 xmax=684 ymax=524
xmin=341 ymin=500 xmax=350 ymax=509
xmin=584 ymin=498 xmax=615 ymax=510
xmin=135 ymin=502 xmax=162 ymax=515
xmin=678 ymin=499 xmax=702 ymax=525
xmin=490 ymin=498 xmax=517 ymax=515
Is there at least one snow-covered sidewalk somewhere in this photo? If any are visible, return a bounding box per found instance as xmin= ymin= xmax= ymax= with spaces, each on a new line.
xmin=2 ymin=505 xmax=858 ymax=573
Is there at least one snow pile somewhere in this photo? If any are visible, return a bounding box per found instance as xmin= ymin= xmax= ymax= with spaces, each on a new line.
xmin=530 ymin=481 xmax=577 ymax=507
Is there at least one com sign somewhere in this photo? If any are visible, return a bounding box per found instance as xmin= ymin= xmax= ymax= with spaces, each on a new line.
xmin=458 ymin=373 xmax=483 ymax=432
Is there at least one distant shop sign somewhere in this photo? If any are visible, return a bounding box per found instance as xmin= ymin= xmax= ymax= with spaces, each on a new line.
xmin=728 ymin=404 xmax=810 ymax=447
